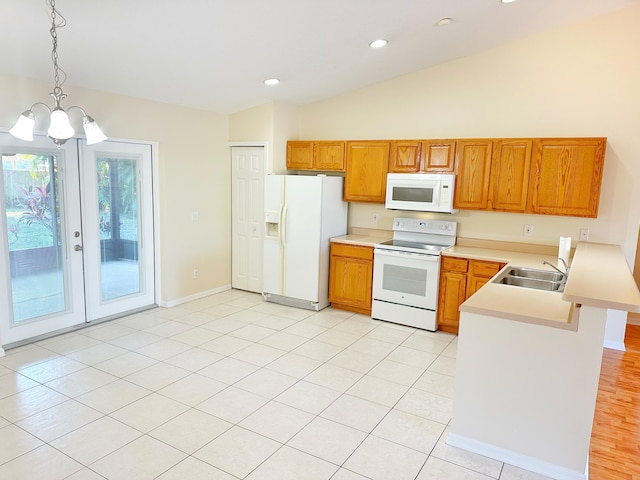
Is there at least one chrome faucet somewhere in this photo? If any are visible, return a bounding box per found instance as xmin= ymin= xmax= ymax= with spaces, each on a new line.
xmin=542 ymin=258 xmax=570 ymax=276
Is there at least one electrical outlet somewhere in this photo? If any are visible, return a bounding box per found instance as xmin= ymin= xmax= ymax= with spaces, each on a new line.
xmin=523 ymin=224 xmax=534 ymax=237
xmin=193 ymin=269 xmax=199 ymax=279
xmin=579 ymin=228 xmax=589 ymax=241
xmin=372 ymin=213 xmax=379 ymax=224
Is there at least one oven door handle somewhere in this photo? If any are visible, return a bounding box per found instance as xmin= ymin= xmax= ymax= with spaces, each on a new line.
xmin=374 ymin=248 xmax=440 ymax=261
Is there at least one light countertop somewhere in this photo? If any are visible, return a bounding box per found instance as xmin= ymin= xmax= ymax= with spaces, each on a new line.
xmin=563 ymin=242 xmax=640 ymax=311
xmin=330 ymin=233 xmax=391 ymax=247
xmin=456 ymin=242 xmax=640 ymax=330
xmin=331 ymin=234 xmax=640 ymax=330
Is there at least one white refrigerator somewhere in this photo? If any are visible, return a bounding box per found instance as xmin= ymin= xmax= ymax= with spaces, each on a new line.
xmin=263 ymin=174 xmax=347 ymax=310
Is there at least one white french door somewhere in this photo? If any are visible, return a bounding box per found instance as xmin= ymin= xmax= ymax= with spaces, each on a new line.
xmin=0 ymin=133 xmax=156 ymax=346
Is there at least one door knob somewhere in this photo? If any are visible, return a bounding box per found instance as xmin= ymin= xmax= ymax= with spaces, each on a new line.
xmin=74 ymin=245 xmax=83 ymax=251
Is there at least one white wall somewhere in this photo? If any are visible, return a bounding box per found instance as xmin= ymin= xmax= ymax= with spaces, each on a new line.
xmin=296 ymin=4 xmax=640 ymax=266
xmin=0 ymin=74 xmax=230 ymax=305
xmin=229 ymin=101 xmax=299 ymax=173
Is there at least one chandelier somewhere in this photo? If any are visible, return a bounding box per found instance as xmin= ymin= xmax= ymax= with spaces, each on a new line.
xmin=9 ymin=0 xmax=106 ymax=146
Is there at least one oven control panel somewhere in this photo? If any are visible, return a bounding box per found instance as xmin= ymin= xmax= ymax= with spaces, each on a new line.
xmin=392 ymin=217 xmax=457 ymax=236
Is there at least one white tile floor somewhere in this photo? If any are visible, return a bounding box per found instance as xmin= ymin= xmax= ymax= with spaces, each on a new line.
xmin=0 ymin=289 xmax=553 ymax=480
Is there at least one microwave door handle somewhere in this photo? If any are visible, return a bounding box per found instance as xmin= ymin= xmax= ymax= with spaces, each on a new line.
xmin=432 ymin=184 xmax=442 ymax=207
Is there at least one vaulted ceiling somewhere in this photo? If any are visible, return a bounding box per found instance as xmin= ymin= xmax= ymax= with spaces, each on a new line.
xmin=2 ymin=0 xmax=638 ymax=113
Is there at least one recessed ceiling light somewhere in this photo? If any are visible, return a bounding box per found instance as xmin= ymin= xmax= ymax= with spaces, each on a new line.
xmin=264 ymin=78 xmax=280 ymax=86
xmin=501 ymin=0 xmax=518 ymax=3
xmin=435 ymin=17 xmax=453 ymax=26
xmin=369 ymin=39 xmax=388 ymax=49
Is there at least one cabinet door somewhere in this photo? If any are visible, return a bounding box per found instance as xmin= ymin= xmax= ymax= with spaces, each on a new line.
xmin=467 ymin=260 xmax=505 ymax=297
xmin=454 ymin=140 xmax=493 ymax=210
xmin=389 ymin=141 xmax=421 ymax=173
xmin=421 ymin=140 xmax=456 ymax=172
xmin=315 ymin=141 xmax=345 ymax=171
xmin=329 ymin=244 xmax=373 ymax=314
xmin=344 ymin=141 xmax=390 ymax=203
xmin=437 ymin=270 xmax=467 ymax=334
xmin=286 ymin=141 xmax=314 ymax=170
xmin=528 ymin=138 xmax=606 ymax=217
xmin=490 ymin=139 xmax=532 ymax=212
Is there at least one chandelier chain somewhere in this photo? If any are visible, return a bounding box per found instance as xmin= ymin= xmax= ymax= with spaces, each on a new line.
xmin=49 ymin=0 xmax=67 ymax=100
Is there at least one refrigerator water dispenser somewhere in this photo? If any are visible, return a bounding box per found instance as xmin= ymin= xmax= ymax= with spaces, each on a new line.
xmin=265 ymin=211 xmax=280 ymax=238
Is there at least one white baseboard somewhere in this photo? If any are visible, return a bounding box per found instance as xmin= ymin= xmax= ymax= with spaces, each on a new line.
xmin=0 ymin=347 xmax=5 ymax=357
xmin=603 ymin=339 xmax=626 ymax=351
xmin=159 ymin=285 xmax=231 ymax=308
xmin=446 ymin=432 xmax=587 ymax=480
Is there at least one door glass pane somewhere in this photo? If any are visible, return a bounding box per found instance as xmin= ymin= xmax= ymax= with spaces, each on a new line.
xmin=2 ymin=153 xmax=67 ymax=322
xmin=97 ymin=157 xmax=140 ymax=301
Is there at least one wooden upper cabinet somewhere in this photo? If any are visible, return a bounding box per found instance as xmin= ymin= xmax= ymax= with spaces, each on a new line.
xmin=453 ymin=140 xmax=493 ymax=210
xmin=315 ymin=141 xmax=345 ymax=170
xmin=489 ymin=139 xmax=532 ymax=212
xmin=388 ymin=139 xmax=456 ymax=173
xmin=288 ymin=136 xmax=606 ymax=217
xmin=344 ymin=141 xmax=390 ymax=203
xmin=528 ymin=138 xmax=606 ymax=217
xmin=286 ymin=140 xmax=345 ymax=171
xmin=286 ymin=141 xmax=314 ymax=170
xmin=421 ymin=140 xmax=456 ymax=172
xmin=389 ymin=141 xmax=421 ymax=173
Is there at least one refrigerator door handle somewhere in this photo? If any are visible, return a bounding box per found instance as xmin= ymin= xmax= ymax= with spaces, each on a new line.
xmin=281 ymin=203 xmax=288 ymax=247
xmin=277 ymin=203 xmax=285 ymax=245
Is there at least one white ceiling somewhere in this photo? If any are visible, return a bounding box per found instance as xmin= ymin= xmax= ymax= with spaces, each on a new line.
xmin=1 ymin=0 xmax=638 ymax=114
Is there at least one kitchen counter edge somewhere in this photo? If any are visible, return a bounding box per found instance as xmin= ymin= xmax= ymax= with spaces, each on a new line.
xmin=330 ymin=234 xmax=392 ymax=248
xmin=451 ymin=242 xmax=640 ymax=331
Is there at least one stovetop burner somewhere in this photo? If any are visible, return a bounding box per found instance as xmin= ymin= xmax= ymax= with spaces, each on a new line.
xmin=374 ymin=217 xmax=457 ymax=255
xmin=377 ymin=239 xmax=449 ymax=254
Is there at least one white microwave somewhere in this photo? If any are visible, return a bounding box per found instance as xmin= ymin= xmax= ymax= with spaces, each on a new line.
xmin=385 ymin=173 xmax=458 ymax=213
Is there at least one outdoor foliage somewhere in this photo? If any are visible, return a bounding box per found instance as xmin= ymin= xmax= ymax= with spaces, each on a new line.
xmin=5 ymin=154 xmax=58 ymax=250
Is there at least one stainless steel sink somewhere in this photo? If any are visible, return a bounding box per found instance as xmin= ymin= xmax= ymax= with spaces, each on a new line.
xmin=506 ymin=268 xmax=565 ymax=282
xmin=492 ymin=267 xmax=566 ymax=292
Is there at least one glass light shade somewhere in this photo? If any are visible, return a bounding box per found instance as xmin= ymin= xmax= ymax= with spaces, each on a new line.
xmin=83 ymin=116 xmax=107 ymax=145
xmin=48 ymin=107 xmax=75 ymax=140
xmin=9 ymin=111 xmax=36 ymax=141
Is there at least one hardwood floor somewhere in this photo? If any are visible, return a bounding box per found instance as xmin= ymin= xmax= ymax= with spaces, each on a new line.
xmin=589 ymin=324 xmax=640 ymax=480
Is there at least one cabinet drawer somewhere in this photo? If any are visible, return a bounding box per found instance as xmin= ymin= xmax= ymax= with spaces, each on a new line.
xmin=442 ymin=256 xmax=468 ymax=273
xmin=331 ymin=243 xmax=373 ymax=260
xmin=469 ymin=260 xmax=504 ymax=277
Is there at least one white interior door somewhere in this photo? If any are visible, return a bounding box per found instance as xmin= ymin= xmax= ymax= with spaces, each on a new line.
xmin=0 ymin=133 xmax=85 ymax=345
xmin=0 ymin=134 xmax=156 ymax=347
xmin=231 ymin=146 xmax=264 ymax=293
xmin=80 ymin=141 xmax=156 ymax=321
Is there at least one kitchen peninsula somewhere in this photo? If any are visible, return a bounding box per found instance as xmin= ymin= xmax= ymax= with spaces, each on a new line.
xmin=448 ymin=242 xmax=640 ymax=480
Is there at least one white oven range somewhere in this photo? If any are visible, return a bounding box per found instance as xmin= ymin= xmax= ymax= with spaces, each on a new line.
xmin=372 ymin=217 xmax=457 ymax=331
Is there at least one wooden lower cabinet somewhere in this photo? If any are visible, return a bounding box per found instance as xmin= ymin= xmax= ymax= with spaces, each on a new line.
xmin=329 ymin=243 xmax=373 ymax=315
xmin=437 ymin=256 xmax=506 ymax=334
xmin=438 ymin=257 xmax=468 ymax=334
